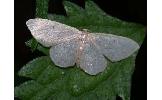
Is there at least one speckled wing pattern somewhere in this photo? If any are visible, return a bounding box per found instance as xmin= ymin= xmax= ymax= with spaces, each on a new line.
xmin=26 ymin=18 xmax=139 ymax=75
xmin=26 ymin=18 xmax=82 ymax=47
xmin=79 ymin=41 xmax=107 ymax=75
xmin=50 ymin=39 xmax=78 ymax=67
xmin=92 ymin=33 xmax=139 ymax=62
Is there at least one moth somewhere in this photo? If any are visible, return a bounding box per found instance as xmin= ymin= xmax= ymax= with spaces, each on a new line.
xmin=26 ymin=18 xmax=139 ymax=75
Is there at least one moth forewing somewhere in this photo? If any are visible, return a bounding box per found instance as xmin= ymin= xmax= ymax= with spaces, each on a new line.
xmin=26 ymin=18 xmax=82 ymax=47
xmin=92 ymin=33 xmax=140 ymax=62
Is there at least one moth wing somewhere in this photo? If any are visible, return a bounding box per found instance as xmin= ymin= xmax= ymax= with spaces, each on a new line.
xmin=26 ymin=18 xmax=82 ymax=47
xmin=50 ymin=39 xmax=78 ymax=67
xmin=93 ymin=33 xmax=139 ymax=62
xmin=79 ymin=42 xmax=107 ymax=75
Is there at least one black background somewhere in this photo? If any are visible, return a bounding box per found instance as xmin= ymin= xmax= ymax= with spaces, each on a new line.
xmin=15 ymin=0 xmax=147 ymax=100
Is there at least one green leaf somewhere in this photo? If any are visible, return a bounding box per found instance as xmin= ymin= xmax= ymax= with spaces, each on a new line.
xmin=25 ymin=39 xmax=49 ymax=55
xmin=15 ymin=0 xmax=146 ymax=100
xmin=36 ymin=0 xmax=49 ymax=18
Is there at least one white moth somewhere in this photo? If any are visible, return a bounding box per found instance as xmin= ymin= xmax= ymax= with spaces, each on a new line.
xmin=26 ymin=18 xmax=139 ymax=75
